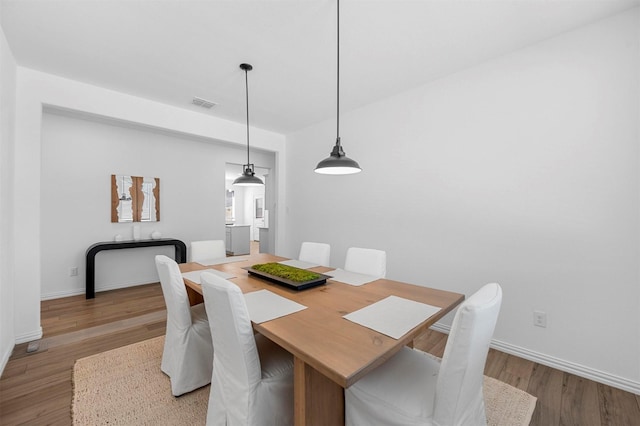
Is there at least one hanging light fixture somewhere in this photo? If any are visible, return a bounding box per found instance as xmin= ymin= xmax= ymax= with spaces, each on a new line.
xmin=315 ymin=0 xmax=361 ymax=175
xmin=233 ymin=63 xmax=264 ymax=186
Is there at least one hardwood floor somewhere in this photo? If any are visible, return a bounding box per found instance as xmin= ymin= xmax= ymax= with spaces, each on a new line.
xmin=2 ymin=279 xmax=639 ymax=425
xmin=0 ymin=284 xmax=167 ymax=425
xmin=415 ymin=331 xmax=640 ymax=426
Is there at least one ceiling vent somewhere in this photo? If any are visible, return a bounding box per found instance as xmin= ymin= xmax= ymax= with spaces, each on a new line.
xmin=192 ymin=96 xmax=217 ymax=109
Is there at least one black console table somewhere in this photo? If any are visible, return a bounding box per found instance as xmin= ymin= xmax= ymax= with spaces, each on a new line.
xmin=86 ymin=238 xmax=187 ymax=299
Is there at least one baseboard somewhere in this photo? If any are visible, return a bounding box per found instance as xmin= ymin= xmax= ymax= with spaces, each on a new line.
xmin=41 ymin=281 xmax=158 ymax=301
xmin=430 ymin=323 xmax=640 ymax=395
xmin=41 ymin=288 xmax=85 ymax=300
xmin=0 ymin=343 xmax=13 ymax=377
xmin=429 ymin=322 xmax=452 ymax=335
xmin=15 ymin=327 xmax=42 ymax=344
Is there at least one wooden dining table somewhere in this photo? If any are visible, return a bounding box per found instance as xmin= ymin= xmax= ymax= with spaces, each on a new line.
xmin=180 ymin=253 xmax=464 ymax=426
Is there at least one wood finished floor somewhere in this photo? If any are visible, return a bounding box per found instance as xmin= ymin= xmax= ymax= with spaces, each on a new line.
xmin=2 ymin=282 xmax=640 ymax=425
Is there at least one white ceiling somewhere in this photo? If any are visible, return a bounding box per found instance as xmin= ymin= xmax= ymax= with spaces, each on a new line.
xmin=1 ymin=0 xmax=638 ymax=134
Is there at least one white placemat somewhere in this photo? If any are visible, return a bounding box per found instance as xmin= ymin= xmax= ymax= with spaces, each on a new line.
xmin=278 ymin=259 xmax=320 ymax=269
xmin=243 ymin=289 xmax=307 ymax=324
xmin=325 ymin=268 xmax=379 ymax=286
xmin=182 ymin=269 xmax=235 ymax=284
xmin=197 ymin=256 xmax=249 ymax=266
xmin=343 ymin=295 xmax=442 ymax=339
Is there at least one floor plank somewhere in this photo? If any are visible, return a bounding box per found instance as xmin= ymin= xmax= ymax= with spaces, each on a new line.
xmin=496 ymin=354 xmax=534 ymax=391
xmin=560 ymin=373 xmax=601 ymax=426
xmin=412 ymin=328 xmax=447 ymax=358
xmin=598 ymin=383 xmax=640 ymax=426
xmin=484 ymin=347 xmax=509 ymax=378
xmin=527 ymin=363 xmax=563 ymax=426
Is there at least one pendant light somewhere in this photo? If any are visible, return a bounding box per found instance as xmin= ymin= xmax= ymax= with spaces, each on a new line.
xmin=233 ymin=63 xmax=264 ymax=186
xmin=315 ymin=0 xmax=361 ymax=175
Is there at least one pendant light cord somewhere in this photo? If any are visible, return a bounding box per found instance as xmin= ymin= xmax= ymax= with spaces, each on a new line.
xmin=234 ymin=63 xmax=264 ymax=184
xmin=244 ymin=67 xmax=250 ymax=166
xmin=313 ymin=0 xmax=361 ymax=174
xmin=336 ymin=0 xmax=340 ymax=145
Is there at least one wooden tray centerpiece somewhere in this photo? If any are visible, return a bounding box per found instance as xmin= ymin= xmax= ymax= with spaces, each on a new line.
xmin=245 ymin=262 xmax=329 ymax=291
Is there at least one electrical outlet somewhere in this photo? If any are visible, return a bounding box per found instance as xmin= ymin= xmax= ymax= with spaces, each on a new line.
xmin=69 ymin=267 xmax=78 ymax=277
xmin=533 ymin=310 xmax=547 ymax=328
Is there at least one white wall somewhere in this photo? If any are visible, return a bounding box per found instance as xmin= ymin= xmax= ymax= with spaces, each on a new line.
xmin=40 ymin=111 xmax=275 ymax=298
xmin=0 ymin=14 xmax=17 ymax=374
xmin=285 ymin=9 xmax=640 ymax=392
xmin=13 ymin=68 xmax=286 ymax=344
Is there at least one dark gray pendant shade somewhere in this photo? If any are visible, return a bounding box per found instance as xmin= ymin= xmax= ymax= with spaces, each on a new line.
xmin=315 ymin=0 xmax=361 ymax=175
xmin=234 ymin=164 xmax=264 ymax=186
xmin=314 ymin=137 xmax=361 ymax=175
xmin=234 ymin=63 xmax=264 ymax=186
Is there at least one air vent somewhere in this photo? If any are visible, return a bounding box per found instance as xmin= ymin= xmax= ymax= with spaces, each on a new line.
xmin=192 ymin=96 xmax=217 ymax=109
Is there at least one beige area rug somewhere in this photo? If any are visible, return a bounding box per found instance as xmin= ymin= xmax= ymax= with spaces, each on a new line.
xmin=72 ymin=336 xmax=537 ymax=425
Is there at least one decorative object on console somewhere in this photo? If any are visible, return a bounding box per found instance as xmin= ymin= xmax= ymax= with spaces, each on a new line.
xmin=151 ymin=230 xmax=162 ymax=240
xmin=132 ymin=225 xmax=141 ymax=241
xmin=315 ymin=0 xmax=361 ymax=175
xmin=233 ymin=63 xmax=264 ymax=186
xmin=114 ymin=234 xmax=123 ymax=242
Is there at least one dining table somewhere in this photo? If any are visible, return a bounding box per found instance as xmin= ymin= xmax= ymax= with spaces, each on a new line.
xmin=179 ymin=252 xmax=464 ymax=426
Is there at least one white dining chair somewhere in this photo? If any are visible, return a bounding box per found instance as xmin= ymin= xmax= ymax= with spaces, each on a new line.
xmin=344 ymin=247 xmax=387 ymax=278
xmin=154 ymin=255 xmax=214 ymax=396
xmin=345 ymin=283 xmax=503 ymax=426
xmin=200 ymin=272 xmax=294 ymax=426
xmin=298 ymin=241 xmax=331 ymax=266
xmin=190 ymin=239 xmax=226 ymax=263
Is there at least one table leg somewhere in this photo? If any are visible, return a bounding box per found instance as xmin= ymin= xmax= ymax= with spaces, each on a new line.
xmin=294 ymin=356 xmax=344 ymax=426
xmin=185 ymin=285 xmax=204 ymax=306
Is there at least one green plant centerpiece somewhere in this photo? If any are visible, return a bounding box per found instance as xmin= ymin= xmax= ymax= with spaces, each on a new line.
xmin=251 ymin=263 xmax=320 ymax=283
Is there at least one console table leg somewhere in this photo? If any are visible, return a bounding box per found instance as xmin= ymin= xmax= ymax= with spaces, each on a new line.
xmin=86 ymin=256 xmax=95 ymax=299
xmin=85 ymin=238 xmax=186 ymax=299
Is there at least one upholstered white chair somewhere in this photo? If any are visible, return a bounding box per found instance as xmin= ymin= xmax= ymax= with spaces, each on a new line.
xmin=154 ymin=255 xmax=214 ymax=396
xmin=190 ymin=240 xmax=226 ymax=263
xmin=344 ymin=247 xmax=387 ymax=278
xmin=345 ymin=283 xmax=503 ymax=426
xmin=200 ymin=272 xmax=294 ymax=426
xmin=298 ymin=241 xmax=331 ymax=266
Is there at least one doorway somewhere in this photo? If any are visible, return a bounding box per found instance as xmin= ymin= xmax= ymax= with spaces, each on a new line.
xmin=225 ymin=163 xmax=272 ymax=252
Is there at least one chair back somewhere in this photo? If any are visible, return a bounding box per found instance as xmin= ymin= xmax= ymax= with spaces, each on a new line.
xmin=155 ymin=255 xmax=192 ymax=330
xmin=433 ymin=283 xmax=502 ymax=426
xmin=190 ymin=240 xmax=226 ymax=263
xmin=299 ymin=242 xmax=331 ymax=266
xmin=344 ymin=247 xmax=387 ymax=278
xmin=201 ymin=272 xmax=262 ymax=390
